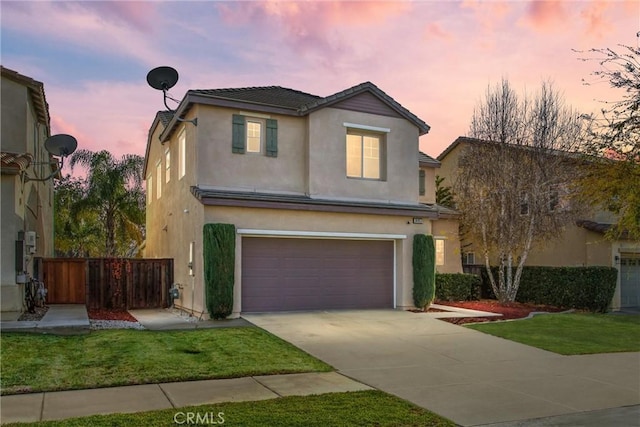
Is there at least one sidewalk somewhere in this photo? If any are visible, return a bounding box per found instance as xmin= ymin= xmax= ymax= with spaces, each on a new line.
xmin=0 ymin=305 xmax=90 ymax=334
xmin=0 ymin=372 xmax=371 ymax=424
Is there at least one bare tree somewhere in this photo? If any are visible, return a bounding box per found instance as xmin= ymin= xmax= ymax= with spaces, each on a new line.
xmin=455 ymin=79 xmax=585 ymax=303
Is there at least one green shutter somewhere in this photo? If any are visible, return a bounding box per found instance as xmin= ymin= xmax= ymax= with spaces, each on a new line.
xmin=266 ymin=119 xmax=278 ymax=157
xmin=419 ymin=169 xmax=426 ymax=196
xmin=232 ymin=114 xmax=245 ymax=154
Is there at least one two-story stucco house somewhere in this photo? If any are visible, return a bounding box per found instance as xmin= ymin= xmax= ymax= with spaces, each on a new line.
xmin=1 ymin=66 xmax=56 ymax=319
xmin=144 ymin=81 xmax=461 ymax=317
xmin=437 ymin=136 xmax=640 ymax=310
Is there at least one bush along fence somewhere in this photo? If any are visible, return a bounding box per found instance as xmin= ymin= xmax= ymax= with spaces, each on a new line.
xmin=479 ymin=266 xmax=618 ymax=312
xmin=413 ymin=234 xmax=436 ymax=310
xmin=203 ymin=223 xmax=236 ymax=319
xmin=435 ymin=273 xmax=481 ymax=301
xmin=38 ymin=257 xmax=174 ymax=310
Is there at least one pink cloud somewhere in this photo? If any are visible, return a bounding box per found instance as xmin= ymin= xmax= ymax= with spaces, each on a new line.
xmin=580 ymin=2 xmax=614 ymax=40
xmin=522 ymin=1 xmax=568 ymax=32
xmin=55 ymin=1 xmax=157 ymax=33
xmin=424 ymin=22 xmax=453 ymax=41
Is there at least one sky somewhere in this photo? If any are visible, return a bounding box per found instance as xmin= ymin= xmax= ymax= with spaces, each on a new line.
xmin=1 ymin=0 xmax=638 ymax=169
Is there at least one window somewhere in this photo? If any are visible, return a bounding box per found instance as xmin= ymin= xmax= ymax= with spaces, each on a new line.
xmin=346 ymin=132 xmax=382 ymax=179
xmin=246 ymin=120 xmax=262 ymax=153
xmin=548 ymin=186 xmax=559 ymax=211
xmin=435 ymin=239 xmax=445 ymax=266
xmin=179 ymin=129 xmax=186 ymax=179
xmin=463 ymin=252 xmax=475 ymax=265
xmin=156 ymin=161 xmax=162 ymax=199
xmin=232 ymin=114 xmax=278 ymax=157
xmin=419 ymin=169 xmax=426 ymax=196
xmin=165 ymin=148 xmax=171 ymax=183
xmin=147 ymin=175 xmax=153 ymax=205
xmin=520 ymin=191 xmax=529 ymax=215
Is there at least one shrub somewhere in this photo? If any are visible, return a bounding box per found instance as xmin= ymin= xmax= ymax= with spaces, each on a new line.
xmin=480 ymin=265 xmax=617 ymax=312
xmin=413 ymin=234 xmax=436 ymax=310
xmin=203 ymin=223 xmax=236 ymax=319
xmin=436 ymin=273 xmax=481 ymax=301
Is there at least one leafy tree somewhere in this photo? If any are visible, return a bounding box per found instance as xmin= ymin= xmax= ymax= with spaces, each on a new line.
xmin=54 ymin=174 xmax=103 ymax=257
xmin=455 ymin=79 xmax=585 ymax=303
xmin=435 ymin=175 xmax=454 ymax=208
xmin=68 ymin=150 xmax=145 ymax=257
xmin=577 ymin=44 xmax=640 ymax=240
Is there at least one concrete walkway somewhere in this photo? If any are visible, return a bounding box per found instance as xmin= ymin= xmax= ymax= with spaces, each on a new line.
xmin=243 ymin=310 xmax=640 ymax=427
xmin=0 ymin=304 xmax=90 ymax=334
xmin=1 ymin=371 xmax=369 ymax=424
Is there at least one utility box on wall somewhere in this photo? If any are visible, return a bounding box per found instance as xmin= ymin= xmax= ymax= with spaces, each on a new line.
xmin=25 ymin=231 xmax=37 ymax=254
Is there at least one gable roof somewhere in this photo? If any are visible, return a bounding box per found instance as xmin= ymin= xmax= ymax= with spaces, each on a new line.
xmin=158 ymin=81 xmax=430 ymax=142
xmin=436 ymin=136 xmax=485 ymax=161
xmin=1 ymin=66 xmax=50 ymax=128
xmin=419 ymin=151 xmax=440 ymax=168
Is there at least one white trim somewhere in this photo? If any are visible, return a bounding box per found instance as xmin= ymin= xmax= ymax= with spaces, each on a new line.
xmin=343 ymin=122 xmax=391 ymax=133
xmin=240 ymin=111 xmax=271 ymax=119
xmin=237 ymin=229 xmax=406 ymax=240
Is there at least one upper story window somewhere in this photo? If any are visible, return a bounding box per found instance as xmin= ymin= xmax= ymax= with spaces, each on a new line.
xmin=232 ymin=114 xmax=278 ymax=157
xmin=519 ymin=191 xmax=529 ymax=215
xmin=179 ymin=129 xmax=186 ymax=179
xmin=344 ymin=123 xmax=388 ymax=181
xmin=346 ymin=132 xmax=383 ymax=180
xmin=155 ymin=160 xmax=162 ymax=199
xmin=246 ymin=120 xmax=263 ymax=153
xmin=435 ymin=238 xmax=445 ymax=266
xmin=165 ymin=148 xmax=171 ymax=183
xmin=419 ymin=169 xmax=426 ymax=196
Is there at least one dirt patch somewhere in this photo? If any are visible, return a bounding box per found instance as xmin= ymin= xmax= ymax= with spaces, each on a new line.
xmin=88 ymin=309 xmax=138 ymax=322
xmin=435 ymin=299 xmax=566 ymax=325
xmin=18 ymin=306 xmax=49 ymax=321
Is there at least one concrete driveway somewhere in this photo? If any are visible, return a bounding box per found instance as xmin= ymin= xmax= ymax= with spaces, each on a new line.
xmin=243 ymin=310 xmax=640 ymax=426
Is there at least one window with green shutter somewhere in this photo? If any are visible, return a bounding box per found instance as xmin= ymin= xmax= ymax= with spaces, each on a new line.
xmin=419 ymin=169 xmax=426 ymax=196
xmin=232 ymin=115 xmax=278 ymax=157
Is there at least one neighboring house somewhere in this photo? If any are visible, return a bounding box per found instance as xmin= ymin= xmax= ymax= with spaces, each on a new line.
xmin=1 ymin=66 xmax=56 ymax=318
xmin=437 ymin=136 xmax=640 ymax=310
xmin=144 ymin=81 xmax=461 ymax=317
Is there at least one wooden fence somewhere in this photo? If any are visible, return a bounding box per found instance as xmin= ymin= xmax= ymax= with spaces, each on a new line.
xmin=37 ymin=258 xmax=173 ymax=310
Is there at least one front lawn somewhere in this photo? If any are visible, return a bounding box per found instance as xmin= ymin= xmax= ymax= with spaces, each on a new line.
xmin=0 ymin=328 xmax=331 ymax=395
xmin=3 ymin=390 xmax=455 ymax=427
xmin=467 ymin=313 xmax=640 ymax=355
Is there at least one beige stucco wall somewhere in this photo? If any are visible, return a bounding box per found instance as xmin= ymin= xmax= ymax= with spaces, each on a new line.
xmin=308 ymin=108 xmax=420 ymax=203
xmin=418 ymin=166 xmax=437 ymax=204
xmin=1 ymin=75 xmax=54 ymax=315
xmin=432 ymin=219 xmax=463 ymax=273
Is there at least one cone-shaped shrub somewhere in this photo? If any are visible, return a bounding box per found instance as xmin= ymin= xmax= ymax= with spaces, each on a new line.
xmin=203 ymin=223 xmax=235 ymax=319
xmin=413 ymin=234 xmax=436 ymax=311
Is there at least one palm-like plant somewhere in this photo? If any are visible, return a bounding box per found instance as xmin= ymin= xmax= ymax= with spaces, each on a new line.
xmin=69 ymin=150 xmax=145 ymax=257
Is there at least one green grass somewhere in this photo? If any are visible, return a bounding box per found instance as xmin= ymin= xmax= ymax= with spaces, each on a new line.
xmin=0 ymin=328 xmax=331 ymax=395
xmin=4 ymin=390 xmax=455 ymax=427
xmin=467 ymin=313 xmax=640 ymax=355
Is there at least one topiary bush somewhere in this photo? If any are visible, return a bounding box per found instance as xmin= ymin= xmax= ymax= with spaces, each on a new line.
xmin=203 ymin=223 xmax=236 ymax=319
xmin=480 ymin=265 xmax=617 ymax=312
xmin=436 ymin=273 xmax=481 ymax=301
xmin=413 ymin=234 xmax=436 ymax=310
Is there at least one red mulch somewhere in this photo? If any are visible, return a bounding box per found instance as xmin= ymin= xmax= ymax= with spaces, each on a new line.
xmin=434 ymin=299 xmax=566 ymax=325
xmin=88 ymin=309 xmax=139 ymax=322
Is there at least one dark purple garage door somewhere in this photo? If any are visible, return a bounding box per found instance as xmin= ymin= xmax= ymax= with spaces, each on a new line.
xmin=241 ymin=237 xmax=394 ymax=312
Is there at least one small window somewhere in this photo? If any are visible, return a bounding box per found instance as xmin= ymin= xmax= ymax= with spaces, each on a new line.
xmin=147 ymin=175 xmax=153 ymax=205
xmin=548 ymin=186 xmax=559 ymax=211
xmin=435 ymin=239 xmax=445 ymax=266
xmin=419 ymin=169 xmax=426 ymax=196
xmin=246 ymin=120 xmax=262 ymax=153
xmin=156 ymin=161 xmax=162 ymax=199
xmin=463 ymin=252 xmax=475 ymax=265
xmin=346 ymin=131 xmax=383 ymax=180
xmin=520 ymin=191 xmax=529 ymax=215
xmin=165 ymin=148 xmax=171 ymax=183
xmin=179 ymin=129 xmax=186 ymax=179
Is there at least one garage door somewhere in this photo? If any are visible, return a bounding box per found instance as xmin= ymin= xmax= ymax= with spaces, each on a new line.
xmin=241 ymin=237 xmax=394 ymax=312
xmin=620 ymin=256 xmax=640 ymax=308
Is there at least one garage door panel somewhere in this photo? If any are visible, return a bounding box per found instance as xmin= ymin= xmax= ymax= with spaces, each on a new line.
xmin=242 ymin=237 xmax=393 ymax=312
